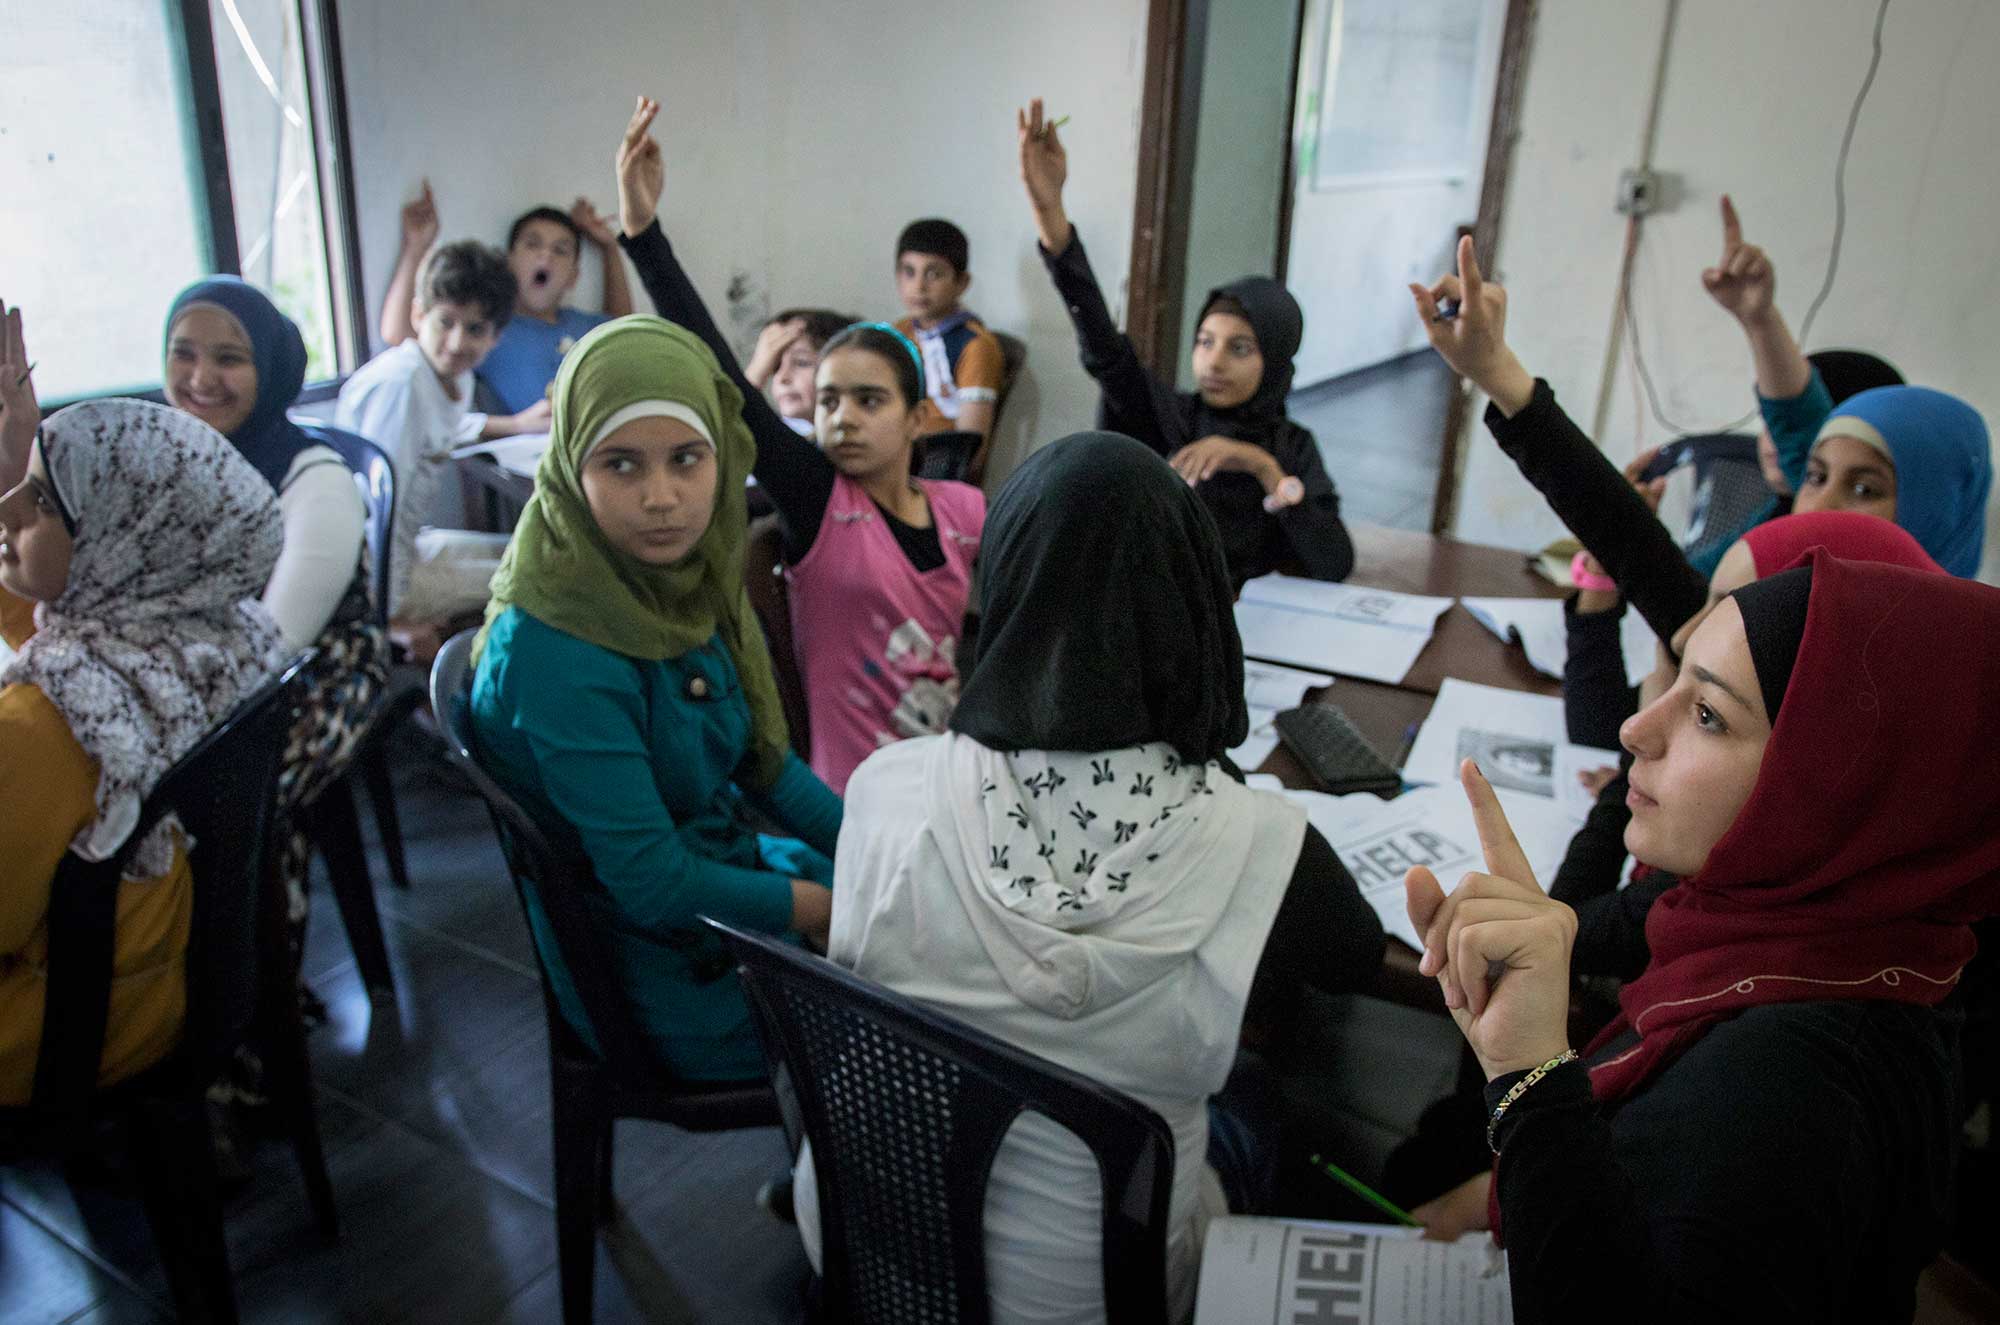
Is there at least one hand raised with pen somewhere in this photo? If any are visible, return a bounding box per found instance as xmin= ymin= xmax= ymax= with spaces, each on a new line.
xmin=1409 ymin=236 xmax=1534 ymax=416
xmin=1404 ymin=759 xmax=1576 ymax=1081
xmin=615 ymin=96 xmax=666 ymax=239
xmin=1700 ymin=194 xmax=1776 ymax=324
xmin=1017 ymin=98 xmax=1072 ymax=253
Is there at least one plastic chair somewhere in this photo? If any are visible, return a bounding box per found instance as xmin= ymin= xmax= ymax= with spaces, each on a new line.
xmin=1635 ymin=432 xmax=1770 ymax=570
xmin=707 ymin=918 xmax=1176 ymax=1325
xmin=429 ymin=632 xmax=781 ymax=1325
xmin=0 ymin=654 xmax=339 ymax=1324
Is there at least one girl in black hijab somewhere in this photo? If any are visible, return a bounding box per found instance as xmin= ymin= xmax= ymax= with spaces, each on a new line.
xmin=810 ymin=432 xmax=1383 ymax=1321
xmin=1018 ymin=99 xmax=1354 ymax=591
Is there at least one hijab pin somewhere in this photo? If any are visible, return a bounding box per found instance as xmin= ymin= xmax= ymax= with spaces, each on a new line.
xmin=686 ymin=675 xmax=710 ymax=700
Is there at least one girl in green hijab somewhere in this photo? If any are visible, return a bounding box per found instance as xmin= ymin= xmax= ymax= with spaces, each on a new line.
xmin=471 ymin=315 xmax=840 ymax=1082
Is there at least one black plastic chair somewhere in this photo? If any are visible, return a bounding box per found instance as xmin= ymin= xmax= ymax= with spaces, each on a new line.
xmin=1635 ymin=431 xmax=1771 ymax=570
xmin=0 ymin=654 xmax=339 ymax=1324
xmin=303 ymin=423 xmax=418 ymax=894
xmin=707 ymin=919 xmax=1176 ymax=1325
xmin=429 ymin=631 xmax=781 ymax=1325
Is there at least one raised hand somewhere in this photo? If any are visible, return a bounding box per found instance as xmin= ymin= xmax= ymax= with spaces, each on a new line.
xmin=615 ymin=96 xmax=666 ymax=239
xmin=1410 ymin=236 xmax=1534 ymax=416
xmin=400 ymin=180 xmax=439 ymax=253
xmin=0 ymin=300 xmax=41 ymax=485
xmin=1403 ymin=759 xmax=1576 ymax=1080
xmin=569 ymin=196 xmax=618 ymax=248
xmin=1017 ymin=98 xmax=1071 ymax=252
xmin=1700 ymin=194 xmax=1775 ymax=323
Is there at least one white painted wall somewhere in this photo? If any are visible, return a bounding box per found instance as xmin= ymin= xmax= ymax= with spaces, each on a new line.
xmin=1284 ymin=0 xmax=1506 ymax=387
xmin=334 ymin=0 xmax=1151 ymax=487
xmin=1451 ymin=0 xmax=2000 ymax=583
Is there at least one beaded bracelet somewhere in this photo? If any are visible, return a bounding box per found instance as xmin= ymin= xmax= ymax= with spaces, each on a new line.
xmin=1487 ymin=1049 xmax=1579 ymax=1154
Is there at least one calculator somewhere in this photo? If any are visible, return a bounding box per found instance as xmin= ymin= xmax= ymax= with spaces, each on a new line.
xmin=1272 ymin=704 xmax=1404 ymax=798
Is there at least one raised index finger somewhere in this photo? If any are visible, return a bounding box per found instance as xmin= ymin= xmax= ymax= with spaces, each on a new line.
xmin=1459 ymin=758 xmax=1538 ymax=890
xmin=1456 ymin=235 xmax=1483 ymax=303
xmin=1720 ymin=193 xmax=1742 ymax=248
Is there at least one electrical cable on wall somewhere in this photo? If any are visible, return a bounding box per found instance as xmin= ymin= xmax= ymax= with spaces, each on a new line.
xmin=1623 ymin=0 xmax=1892 ymax=438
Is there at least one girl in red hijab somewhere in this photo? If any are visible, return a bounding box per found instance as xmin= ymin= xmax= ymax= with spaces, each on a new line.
xmin=1406 ymin=551 xmax=2000 ymax=1324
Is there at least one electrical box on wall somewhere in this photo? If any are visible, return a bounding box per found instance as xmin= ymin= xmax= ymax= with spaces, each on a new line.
xmin=1615 ymin=168 xmax=1681 ymax=216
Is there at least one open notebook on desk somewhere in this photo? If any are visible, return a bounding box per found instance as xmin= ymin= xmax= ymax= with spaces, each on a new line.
xmin=1195 ymin=1217 xmax=1511 ymax=1324
xmin=1401 ymin=679 xmax=1620 ymax=821
xmin=1235 ymin=575 xmax=1454 ymax=684
xmin=450 ymin=432 xmax=550 ymax=478
xmin=1460 ymin=595 xmax=1658 ymax=689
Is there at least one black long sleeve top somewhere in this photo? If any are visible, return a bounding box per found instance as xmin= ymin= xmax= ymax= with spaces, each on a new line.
xmin=1251 ymin=823 xmax=1389 ymax=1004
xmin=619 ymin=221 xmax=945 ymax=570
xmin=1484 ymin=381 xmax=1708 ymax=653
xmin=1038 ymin=230 xmax=1354 ymax=589
xmin=1486 ymin=999 xmax=1958 ymax=1325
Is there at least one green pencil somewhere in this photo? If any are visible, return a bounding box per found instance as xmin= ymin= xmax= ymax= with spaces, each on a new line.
xmin=1046 ymin=115 xmax=1070 ymax=134
xmin=1308 ymin=1153 xmax=1422 ymax=1228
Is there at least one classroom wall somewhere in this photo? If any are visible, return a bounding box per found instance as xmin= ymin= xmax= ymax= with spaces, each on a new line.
xmin=333 ymin=0 xmax=1151 ymax=486
xmin=1173 ymin=0 xmax=1300 ymax=392
xmin=1451 ymin=0 xmax=2000 ymax=583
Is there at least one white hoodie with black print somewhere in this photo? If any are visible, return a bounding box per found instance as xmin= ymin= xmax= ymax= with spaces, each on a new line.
xmin=796 ymin=730 xmax=1306 ymax=1325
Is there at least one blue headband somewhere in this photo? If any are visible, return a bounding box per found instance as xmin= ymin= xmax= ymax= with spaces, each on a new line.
xmin=846 ymin=321 xmax=926 ymax=397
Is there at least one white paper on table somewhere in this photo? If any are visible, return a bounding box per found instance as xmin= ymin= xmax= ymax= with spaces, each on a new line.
xmin=450 ymin=432 xmax=550 ymax=478
xmin=1460 ymin=595 xmax=1659 ymax=688
xmin=1194 ymin=1216 xmax=1511 ymax=1325
xmin=1228 ymin=660 xmax=1335 ymax=771
xmin=1234 ymin=575 xmax=1454 ymax=684
xmin=1282 ymin=782 xmax=1582 ymax=951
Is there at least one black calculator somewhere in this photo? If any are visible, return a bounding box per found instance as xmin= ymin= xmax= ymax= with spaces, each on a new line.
xmin=1272 ymin=704 xmax=1404 ymax=798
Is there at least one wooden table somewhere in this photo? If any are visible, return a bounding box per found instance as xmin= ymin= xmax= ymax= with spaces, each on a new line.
xmin=1252 ymin=523 xmax=1565 ymax=1008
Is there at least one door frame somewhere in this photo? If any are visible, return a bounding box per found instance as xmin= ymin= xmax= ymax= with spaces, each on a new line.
xmin=1128 ymin=0 xmax=1539 ymax=533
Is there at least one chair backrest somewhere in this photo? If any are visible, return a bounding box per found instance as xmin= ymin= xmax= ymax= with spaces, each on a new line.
xmin=743 ymin=514 xmax=812 ymax=760
xmin=427 ymin=631 xmax=664 ymax=1072
xmin=708 ymin=919 xmax=1174 ymax=1325
xmin=1637 ymin=432 xmax=1768 ymax=569
xmin=300 ymin=423 xmax=396 ymax=624
xmin=32 ymin=653 xmax=313 ymax=1111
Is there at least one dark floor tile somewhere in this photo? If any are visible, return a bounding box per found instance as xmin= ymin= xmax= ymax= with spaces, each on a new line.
xmin=492 ymin=1127 xmax=810 ymax=1324
xmin=0 ymin=1202 xmax=155 ymax=1325
xmin=207 ymin=1114 xmax=556 ymax=1325
xmin=0 ymin=1090 xmax=381 ymax=1301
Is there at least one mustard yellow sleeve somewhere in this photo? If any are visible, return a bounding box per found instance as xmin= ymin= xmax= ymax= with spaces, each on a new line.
xmin=0 ymin=682 xmax=99 ymax=955
xmin=1 ymin=589 xmax=36 ymax=651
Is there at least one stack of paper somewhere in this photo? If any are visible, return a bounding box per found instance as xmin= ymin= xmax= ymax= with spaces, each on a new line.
xmin=1195 ymin=1217 xmax=1511 ymax=1324
xmin=1460 ymin=595 xmax=1660 ymax=688
xmin=1281 ymin=781 xmax=1583 ymax=952
xmin=1228 ymin=661 xmax=1335 ymax=771
xmin=1234 ymin=575 xmax=1454 ymax=684
xmin=1400 ymin=679 xmax=1620 ymax=821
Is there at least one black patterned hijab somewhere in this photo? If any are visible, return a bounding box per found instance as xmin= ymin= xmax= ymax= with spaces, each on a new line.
xmin=951 ymin=431 xmax=1248 ymax=763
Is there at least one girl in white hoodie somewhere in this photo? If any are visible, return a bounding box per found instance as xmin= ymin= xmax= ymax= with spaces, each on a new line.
xmin=797 ymin=431 xmax=1386 ymax=1323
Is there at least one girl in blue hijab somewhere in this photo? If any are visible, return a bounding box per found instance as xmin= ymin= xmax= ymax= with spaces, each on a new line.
xmin=161 ymin=276 xmax=389 ymax=1057
xmin=1804 ymin=386 xmax=1992 ymax=577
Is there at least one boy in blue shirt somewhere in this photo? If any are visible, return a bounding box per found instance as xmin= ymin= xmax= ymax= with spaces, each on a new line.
xmin=378 ymin=182 xmax=633 ymax=429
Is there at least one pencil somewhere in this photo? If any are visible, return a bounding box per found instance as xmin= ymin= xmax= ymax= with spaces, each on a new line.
xmin=1046 ymin=115 xmax=1070 ymax=134
xmin=1308 ymin=1153 xmax=1422 ymax=1227
xmin=14 ymin=361 xmax=33 ymax=388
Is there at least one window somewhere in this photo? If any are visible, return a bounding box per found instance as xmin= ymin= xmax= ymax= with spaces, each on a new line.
xmin=0 ymin=0 xmax=362 ymax=405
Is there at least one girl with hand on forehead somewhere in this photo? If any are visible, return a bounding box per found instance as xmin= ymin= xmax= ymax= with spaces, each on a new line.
xmin=470 ymin=316 xmax=841 ymax=1083
xmin=1403 ymin=552 xmax=2000 ymax=1324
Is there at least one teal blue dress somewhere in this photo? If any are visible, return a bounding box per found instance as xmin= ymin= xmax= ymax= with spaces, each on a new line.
xmin=471 ymin=605 xmax=841 ymax=1081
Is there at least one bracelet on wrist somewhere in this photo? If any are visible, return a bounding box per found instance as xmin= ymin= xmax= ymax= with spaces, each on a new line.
xmin=1487 ymin=1049 xmax=1579 ymax=1154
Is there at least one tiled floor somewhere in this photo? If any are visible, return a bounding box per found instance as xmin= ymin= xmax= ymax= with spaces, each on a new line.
xmin=1288 ymin=350 xmax=1459 ymax=533
xmin=3 ymin=728 xmax=813 ymax=1325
